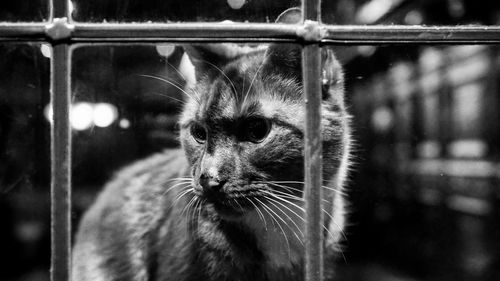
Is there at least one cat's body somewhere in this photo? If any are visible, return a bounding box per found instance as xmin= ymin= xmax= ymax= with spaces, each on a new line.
xmin=72 ymin=9 xmax=351 ymax=281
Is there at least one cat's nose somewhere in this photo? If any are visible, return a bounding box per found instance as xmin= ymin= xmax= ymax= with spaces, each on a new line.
xmin=199 ymin=174 xmax=225 ymax=193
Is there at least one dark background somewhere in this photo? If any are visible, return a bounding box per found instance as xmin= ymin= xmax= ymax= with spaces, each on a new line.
xmin=1 ymin=0 xmax=500 ymax=280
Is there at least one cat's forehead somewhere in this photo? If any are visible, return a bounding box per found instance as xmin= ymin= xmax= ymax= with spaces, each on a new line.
xmin=178 ymin=50 xmax=307 ymax=129
xmin=180 ymin=71 xmax=303 ymax=127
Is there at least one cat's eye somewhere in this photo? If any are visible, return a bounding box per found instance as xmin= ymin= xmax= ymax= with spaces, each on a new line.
xmin=190 ymin=123 xmax=207 ymax=143
xmin=244 ymin=117 xmax=271 ymax=143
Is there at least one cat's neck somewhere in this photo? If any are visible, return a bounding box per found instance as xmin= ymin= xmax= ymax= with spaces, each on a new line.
xmin=190 ymin=207 xmax=304 ymax=281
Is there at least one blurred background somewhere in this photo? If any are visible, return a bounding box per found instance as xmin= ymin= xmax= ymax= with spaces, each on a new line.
xmin=1 ymin=0 xmax=500 ymax=281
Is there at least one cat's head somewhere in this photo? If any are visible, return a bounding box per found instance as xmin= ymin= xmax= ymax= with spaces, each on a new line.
xmin=178 ymin=40 xmax=347 ymax=217
xmin=178 ymin=10 xmax=348 ymax=227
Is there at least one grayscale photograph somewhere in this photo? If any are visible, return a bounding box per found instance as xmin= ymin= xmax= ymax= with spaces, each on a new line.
xmin=0 ymin=1 xmax=499 ymax=281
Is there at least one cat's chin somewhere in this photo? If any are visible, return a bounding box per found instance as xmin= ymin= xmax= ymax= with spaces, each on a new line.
xmin=211 ymin=202 xmax=247 ymax=221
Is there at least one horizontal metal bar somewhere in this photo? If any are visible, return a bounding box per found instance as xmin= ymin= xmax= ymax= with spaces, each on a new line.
xmin=0 ymin=23 xmax=47 ymax=41
xmin=71 ymin=23 xmax=500 ymax=44
xmin=72 ymin=22 xmax=298 ymax=42
xmin=2 ymin=22 xmax=500 ymax=43
xmin=322 ymin=25 xmax=500 ymax=44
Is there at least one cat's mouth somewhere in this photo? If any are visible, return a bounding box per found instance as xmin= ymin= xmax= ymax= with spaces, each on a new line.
xmin=194 ymin=185 xmax=264 ymax=221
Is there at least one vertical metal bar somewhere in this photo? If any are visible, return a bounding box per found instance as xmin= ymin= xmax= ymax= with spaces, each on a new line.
xmin=302 ymin=47 xmax=324 ymax=281
xmin=51 ymin=0 xmax=69 ymax=19
xmin=302 ymin=0 xmax=324 ymax=280
xmin=303 ymin=44 xmax=324 ymax=281
xmin=50 ymin=0 xmax=72 ymax=279
xmin=302 ymin=0 xmax=321 ymax=22
xmin=50 ymin=44 xmax=72 ymax=281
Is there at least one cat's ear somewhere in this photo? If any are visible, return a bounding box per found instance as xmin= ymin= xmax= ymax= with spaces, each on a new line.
xmin=183 ymin=44 xmax=251 ymax=79
xmin=262 ymin=8 xmax=303 ymax=79
xmin=321 ymin=48 xmax=345 ymax=102
xmin=275 ymin=7 xmax=302 ymax=24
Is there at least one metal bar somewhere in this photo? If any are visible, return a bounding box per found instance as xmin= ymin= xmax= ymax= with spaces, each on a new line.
xmin=73 ymin=22 xmax=298 ymax=42
xmin=50 ymin=0 xmax=72 ymax=279
xmin=2 ymin=23 xmax=500 ymax=43
xmin=52 ymin=0 xmax=69 ymax=19
xmin=322 ymin=25 xmax=500 ymax=44
xmin=70 ymin=24 xmax=500 ymax=44
xmin=50 ymin=43 xmax=72 ymax=281
xmin=303 ymin=44 xmax=324 ymax=281
xmin=303 ymin=0 xmax=321 ymax=21
xmin=0 ymin=23 xmax=47 ymax=41
xmin=303 ymin=0 xmax=324 ymax=278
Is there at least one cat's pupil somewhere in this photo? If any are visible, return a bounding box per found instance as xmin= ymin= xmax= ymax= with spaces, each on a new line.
xmin=190 ymin=123 xmax=207 ymax=143
xmin=244 ymin=117 xmax=271 ymax=143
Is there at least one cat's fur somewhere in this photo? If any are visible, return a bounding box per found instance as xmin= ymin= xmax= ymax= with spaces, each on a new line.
xmin=72 ymin=10 xmax=351 ymax=281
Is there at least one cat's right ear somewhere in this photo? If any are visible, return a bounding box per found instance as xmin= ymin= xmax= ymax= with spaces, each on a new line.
xmin=275 ymin=7 xmax=302 ymax=24
xmin=183 ymin=44 xmax=252 ymax=80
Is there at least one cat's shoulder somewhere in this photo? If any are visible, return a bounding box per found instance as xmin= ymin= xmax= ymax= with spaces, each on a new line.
xmin=78 ymin=148 xmax=188 ymax=229
xmin=110 ymin=148 xmax=188 ymax=186
xmin=73 ymin=149 xmax=189 ymax=280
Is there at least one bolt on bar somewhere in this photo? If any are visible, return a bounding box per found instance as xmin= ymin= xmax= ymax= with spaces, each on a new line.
xmin=302 ymin=1 xmax=324 ymax=281
xmin=49 ymin=0 xmax=72 ymax=280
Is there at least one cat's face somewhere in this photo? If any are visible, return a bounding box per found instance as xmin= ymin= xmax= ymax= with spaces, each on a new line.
xmin=179 ymin=45 xmax=302 ymax=220
xmin=179 ymin=43 xmax=347 ymax=221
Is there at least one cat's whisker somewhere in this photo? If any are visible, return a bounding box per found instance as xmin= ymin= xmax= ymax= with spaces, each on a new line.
xmin=259 ymin=196 xmax=292 ymax=260
xmin=270 ymin=188 xmax=330 ymax=204
xmin=232 ymin=198 xmax=245 ymax=212
xmin=195 ymin=198 xmax=204 ymax=229
xmin=197 ymin=59 xmax=238 ymax=102
xmin=246 ymin=197 xmax=268 ymax=232
xmin=268 ymin=191 xmax=347 ymax=248
xmin=188 ymin=198 xmax=199 ymax=229
xmin=263 ymin=197 xmax=304 ymax=245
xmin=265 ymin=188 xmax=303 ymax=201
xmin=164 ymin=177 xmax=193 ymax=181
xmin=165 ymin=60 xmax=189 ymax=83
xmin=242 ymin=54 xmax=267 ymax=107
xmin=262 ymin=190 xmax=304 ymax=211
xmin=190 ymin=197 xmax=201 ymax=224
xmin=269 ymin=180 xmax=348 ymax=196
xmin=241 ymin=73 xmax=246 ymax=102
xmin=149 ymin=92 xmax=187 ymax=105
xmin=161 ymin=186 xmax=192 ymax=216
xmin=255 ymin=197 xmax=278 ymax=229
xmin=181 ymin=195 xmax=197 ymax=219
xmin=321 ymin=185 xmax=348 ymax=196
xmin=322 ymin=209 xmax=348 ymax=242
xmin=171 ymin=187 xmax=194 ymax=210
xmin=161 ymin=182 xmax=192 ymax=198
xmin=160 ymin=178 xmax=193 ymax=187
xmin=138 ymin=74 xmax=200 ymax=103
xmin=261 ymin=181 xmax=302 ymax=194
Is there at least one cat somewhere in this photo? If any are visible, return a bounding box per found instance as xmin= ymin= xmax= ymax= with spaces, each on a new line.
xmin=72 ymin=8 xmax=351 ymax=281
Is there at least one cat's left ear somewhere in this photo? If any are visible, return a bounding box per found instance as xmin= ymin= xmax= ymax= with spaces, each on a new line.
xmin=321 ymin=48 xmax=345 ymax=102
xmin=272 ymin=8 xmax=344 ymax=102
xmin=183 ymin=44 xmax=254 ymax=80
